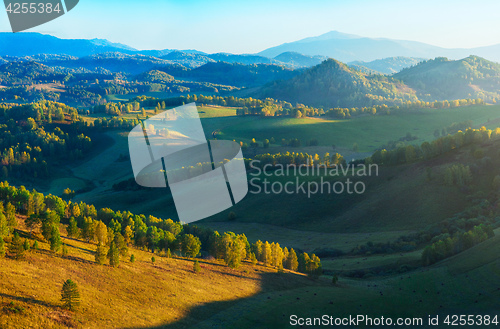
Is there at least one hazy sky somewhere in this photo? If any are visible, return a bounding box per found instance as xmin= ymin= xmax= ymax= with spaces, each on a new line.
xmin=0 ymin=0 xmax=499 ymax=53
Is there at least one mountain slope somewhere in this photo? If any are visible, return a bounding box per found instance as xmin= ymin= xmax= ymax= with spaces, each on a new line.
xmin=257 ymin=58 xmax=416 ymax=108
xmin=394 ymin=55 xmax=500 ymax=101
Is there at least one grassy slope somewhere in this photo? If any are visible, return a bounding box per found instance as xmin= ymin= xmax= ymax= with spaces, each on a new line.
xmin=0 ymin=222 xmax=317 ymax=329
xmin=3 ymin=225 xmax=499 ymax=329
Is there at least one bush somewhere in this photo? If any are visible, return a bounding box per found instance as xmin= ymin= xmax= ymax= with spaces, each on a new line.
xmin=130 ymin=254 xmax=135 ymax=263
xmin=193 ymin=260 xmax=201 ymax=273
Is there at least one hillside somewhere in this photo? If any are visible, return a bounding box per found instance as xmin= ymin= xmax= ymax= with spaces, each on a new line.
xmin=135 ymin=70 xmax=175 ymax=83
xmin=0 ymin=221 xmax=318 ymax=329
xmin=257 ymin=58 xmax=417 ymax=108
xmin=394 ymin=55 xmax=500 ymax=101
xmin=348 ymin=56 xmax=425 ymax=75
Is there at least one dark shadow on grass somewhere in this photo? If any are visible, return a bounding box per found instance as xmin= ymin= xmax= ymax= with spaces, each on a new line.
xmin=0 ymin=292 xmax=59 ymax=309
xmin=132 ymin=270 xmax=319 ymax=329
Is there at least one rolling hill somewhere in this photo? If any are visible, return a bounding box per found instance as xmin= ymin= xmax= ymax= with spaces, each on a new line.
xmin=394 ymin=55 xmax=500 ymax=101
xmin=257 ymin=58 xmax=416 ymax=108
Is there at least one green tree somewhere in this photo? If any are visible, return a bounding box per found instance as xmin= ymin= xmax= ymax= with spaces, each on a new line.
xmin=50 ymin=225 xmax=62 ymax=253
xmin=166 ymin=248 xmax=172 ymax=258
xmin=107 ymin=241 xmax=120 ymax=267
xmin=130 ymin=254 xmax=135 ymax=263
xmin=181 ymin=234 xmax=201 ymax=258
xmin=10 ymin=232 xmax=24 ymax=260
xmin=0 ymin=237 xmax=5 ymax=257
xmin=5 ymin=202 xmax=16 ymax=228
xmin=23 ymin=239 xmax=30 ymax=251
xmin=61 ymin=279 xmax=80 ymax=311
xmin=95 ymin=243 xmax=107 ymax=265
xmin=0 ymin=213 xmax=9 ymax=238
xmin=193 ymin=259 xmax=201 ymax=273
xmin=151 ymin=256 xmax=156 ymax=264
xmin=68 ymin=217 xmax=80 ymax=238
xmin=32 ymin=240 xmax=38 ymax=250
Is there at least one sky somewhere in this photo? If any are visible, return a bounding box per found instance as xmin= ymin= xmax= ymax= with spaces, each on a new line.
xmin=0 ymin=0 xmax=499 ymax=54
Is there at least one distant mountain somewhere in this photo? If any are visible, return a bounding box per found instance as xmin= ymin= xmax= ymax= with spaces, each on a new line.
xmin=33 ymin=52 xmax=175 ymax=75
xmin=258 ymin=31 xmax=500 ymax=63
xmin=394 ymin=55 xmax=500 ymax=101
xmin=161 ymin=51 xmax=215 ymax=68
xmin=205 ymin=53 xmax=279 ymax=66
xmin=257 ymin=58 xmax=416 ymax=108
xmin=349 ymin=57 xmax=426 ymax=75
xmin=0 ymin=32 xmax=137 ymax=57
xmin=273 ymin=52 xmax=327 ymax=68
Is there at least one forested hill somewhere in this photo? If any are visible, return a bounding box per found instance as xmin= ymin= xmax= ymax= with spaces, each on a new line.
xmin=257 ymin=58 xmax=417 ymax=108
xmin=348 ymin=56 xmax=425 ymax=75
xmin=394 ymin=56 xmax=500 ymax=102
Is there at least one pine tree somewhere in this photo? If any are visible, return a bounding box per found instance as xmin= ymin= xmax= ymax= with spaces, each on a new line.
xmin=50 ymin=225 xmax=62 ymax=253
xmin=193 ymin=259 xmax=201 ymax=273
xmin=166 ymin=248 xmax=171 ymax=258
xmin=61 ymin=279 xmax=80 ymax=311
xmin=130 ymin=254 xmax=135 ymax=263
xmin=95 ymin=243 xmax=107 ymax=265
xmin=151 ymin=256 xmax=156 ymax=264
xmin=107 ymin=241 xmax=120 ymax=267
xmin=0 ymin=236 xmax=5 ymax=257
xmin=32 ymin=240 xmax=38 ymax=250
xmin=11 ymin=232 xmax=24 ymax=260
xmin=23 ymin=239 xmax=30 ymax=251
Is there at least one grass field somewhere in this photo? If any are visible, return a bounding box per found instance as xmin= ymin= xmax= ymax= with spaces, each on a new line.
xmin=0 ymin=220 xmax=318 ymax=329
xmin=218 ymin=105 xmax=500 ymax=152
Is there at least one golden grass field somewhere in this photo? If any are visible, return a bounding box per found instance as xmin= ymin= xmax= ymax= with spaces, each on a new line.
xmin=0 ymin=219 xmax=320 ymax=329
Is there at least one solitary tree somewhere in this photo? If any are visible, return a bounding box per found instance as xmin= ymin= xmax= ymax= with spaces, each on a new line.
xmin=61 ymin=279 xmax=80 ymax=311
xmin=130 ymin=254 xmax=135 ymax=263
xmin=193 ymin=260 xmax=201 ymax=273
xmin=151 ymin=256 xmax=156 ymax=264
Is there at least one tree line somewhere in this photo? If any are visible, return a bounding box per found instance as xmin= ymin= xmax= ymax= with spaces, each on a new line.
xmin=0 ymin=182 xmax=322 ymax=276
